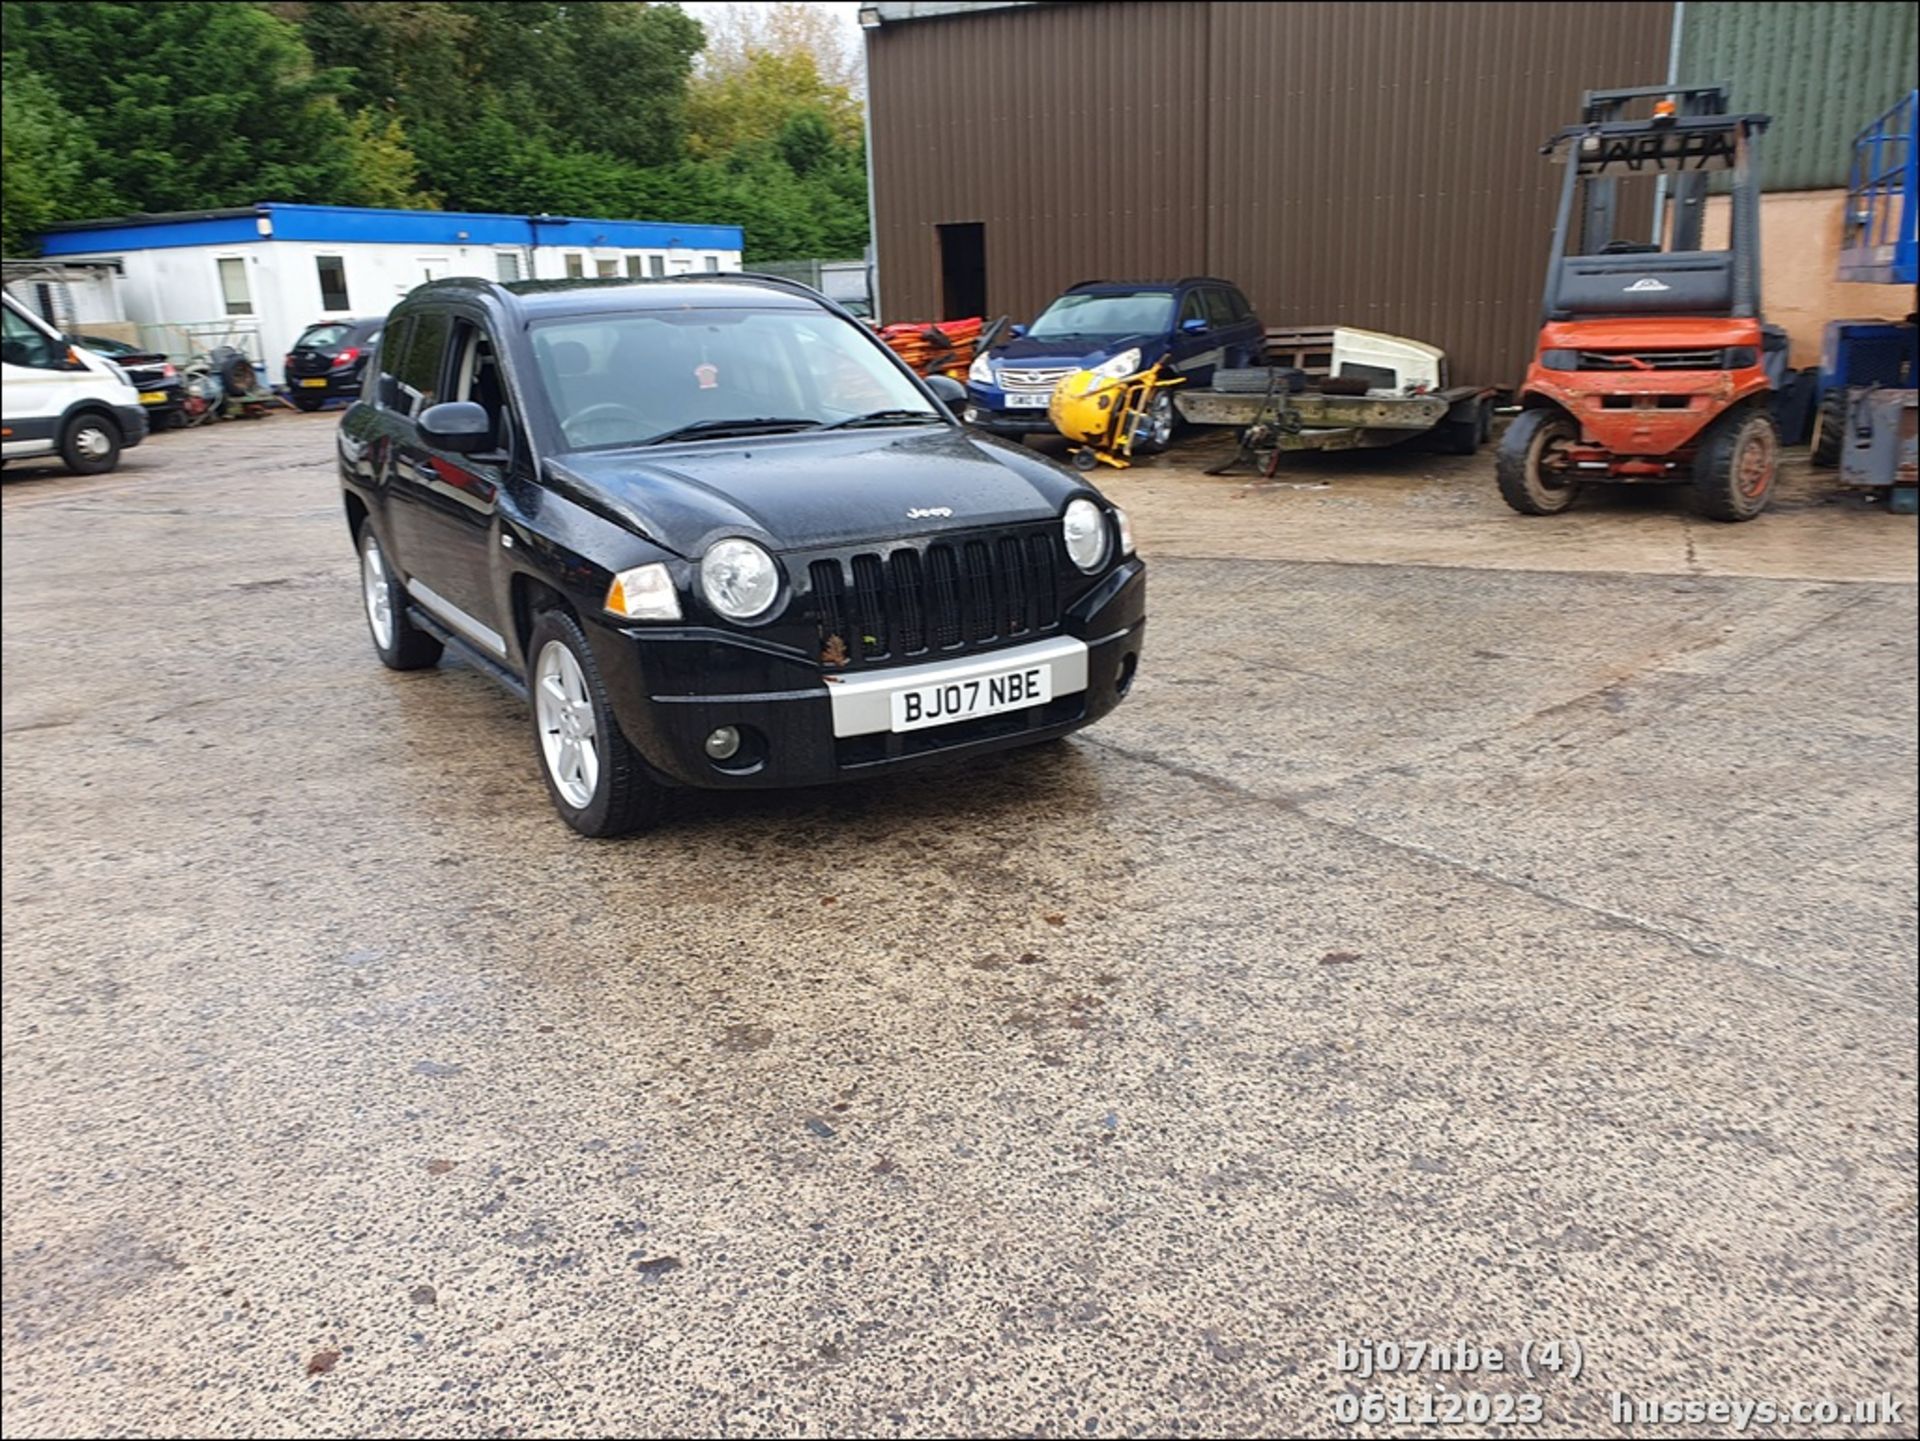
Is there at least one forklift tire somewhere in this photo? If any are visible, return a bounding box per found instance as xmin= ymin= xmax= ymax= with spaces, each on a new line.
xmin=1495 ymin=408 xmax=1581 ymax=515
xmin=1692 ymin=406 xmax=1779 ymax=522
xmin=1809 ymin=389 xmax=1845 ymax=468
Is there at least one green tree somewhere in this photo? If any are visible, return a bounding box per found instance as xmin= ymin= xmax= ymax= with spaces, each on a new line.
xmin=1 ymin=64 xmax=115 ymax=252
xmin=0 ymin=0 xmax=400 ymax=213
xmin=1 ymin=0 xmax=866 ymax=265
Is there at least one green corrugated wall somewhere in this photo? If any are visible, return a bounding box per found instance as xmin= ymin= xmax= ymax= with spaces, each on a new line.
xmin=1679 ymin=2 xmax=1919 ymax=191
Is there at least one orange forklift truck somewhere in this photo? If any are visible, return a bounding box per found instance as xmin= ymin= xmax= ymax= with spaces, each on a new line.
xmin=1500 ymin=85 xmax=1785 ymax=522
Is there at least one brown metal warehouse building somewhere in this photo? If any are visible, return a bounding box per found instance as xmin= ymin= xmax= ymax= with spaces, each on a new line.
xmin=860 ymin=1 xmax=1919 ymax=384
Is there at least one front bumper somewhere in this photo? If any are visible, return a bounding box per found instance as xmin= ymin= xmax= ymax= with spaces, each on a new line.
xmin=586 ymin=557 xmax=1146 ymax=789
xmin=113 ymin=403 xmax=150 ymax=448
xmin=964 ymin=387 xmax=1060 ymax=436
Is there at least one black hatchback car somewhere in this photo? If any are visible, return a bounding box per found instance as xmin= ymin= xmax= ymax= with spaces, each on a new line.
xmin=285 ymin=317 xmax=384 ymax=410
xmin=78 ymin=334 xmax=184 ymax=426
xmin=338 ymin=276 xmax=1146 ymax=835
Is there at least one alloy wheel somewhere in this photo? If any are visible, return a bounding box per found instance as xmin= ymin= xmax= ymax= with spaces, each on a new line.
xmin=536 ymin=640 xmax=600 ymax=809
xmin=361 ymin=533 xmax=394 ymax=650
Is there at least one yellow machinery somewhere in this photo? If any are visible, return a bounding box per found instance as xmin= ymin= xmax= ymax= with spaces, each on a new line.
xmin=1047 ymin=360 xmax=1183 ymax=470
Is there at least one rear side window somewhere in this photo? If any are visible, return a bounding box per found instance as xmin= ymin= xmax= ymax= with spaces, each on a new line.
xmin=1203 ymin=287 xmax=1237 ymax=327
xmin=372 ymin=316 xmax=410 ymax=409
xmin=1227 ymin=287 xmax=1254 ymax=321
xmin=389 ymin=310 xmax=451 ymax=416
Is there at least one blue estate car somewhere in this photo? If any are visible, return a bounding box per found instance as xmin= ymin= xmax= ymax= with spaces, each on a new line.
xmin=965 ymin=277 xmax=1265 ymax=447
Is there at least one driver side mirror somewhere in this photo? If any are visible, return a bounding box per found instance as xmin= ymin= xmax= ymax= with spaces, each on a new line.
xmin=1180 ymin=317 xmax=1207 ymax=335
xmin=925 ymin=374 xmax=967 ymax=407
xmin=1008 ymin=323 xmax=1027 ymax=338
xmin=418 ymin=400 xmax=492 ymax=453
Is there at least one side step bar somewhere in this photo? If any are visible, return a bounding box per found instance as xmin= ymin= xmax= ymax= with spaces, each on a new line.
xmin=405 ymin=605 xmax=528 ymax=702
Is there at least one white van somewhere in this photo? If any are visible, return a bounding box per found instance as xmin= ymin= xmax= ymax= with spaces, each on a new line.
xmin=2 ymin=292 xmax=149 ymax=474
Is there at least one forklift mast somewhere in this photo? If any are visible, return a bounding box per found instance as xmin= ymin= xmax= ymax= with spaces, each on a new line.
xmin=1539 ymin=83 xmax=1771 ymax=324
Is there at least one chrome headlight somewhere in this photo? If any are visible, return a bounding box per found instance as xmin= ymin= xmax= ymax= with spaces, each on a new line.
xmin=104 ymin=359 xmax=132 ymax=387
xmin=700 ymin=538 xmax=780 ymax=620
xmin=604 ymin=562 xmax=681 ymax=621
xmin=1063 ymin=498 xmax=1110 ymax=573
xmin=1088 ymin=347 xmax=1141 ymax=383
xmin=968 ymin=350 xmax=995 ymax=385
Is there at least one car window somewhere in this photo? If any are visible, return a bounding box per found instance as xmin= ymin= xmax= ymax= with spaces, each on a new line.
xmin=79 ymin=335 xmax=137 ymax=356
xmin=1227 ymin=287 xmax=1254 ymax=322
xmin=1202 ymin=287 xmax=1237 ymax=327
xmin=296 ymin=323 xmax=354 ymax=350
xmin=388 ymin=310 xmax=451 ymax=417
xmin=451 ymin=321 xmax=512 ymax=453
xmin=529 ymin=307 xmax=934 ymax=451
xmin=1179 ymin=291 xmax=1208 ymax=328
xmin=3 ymin=304 xmax=65 ymax=369
xmin=1027 ymin=290 xmax=1175 ymax=341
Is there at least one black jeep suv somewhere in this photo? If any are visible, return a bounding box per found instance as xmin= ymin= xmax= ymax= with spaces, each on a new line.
xmin=337 ymin=276 xmax=1146 ymax=835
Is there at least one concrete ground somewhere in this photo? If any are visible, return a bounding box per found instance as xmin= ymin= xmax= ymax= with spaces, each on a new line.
xmin=3 ymin=412 xmax=1916 ymax=1438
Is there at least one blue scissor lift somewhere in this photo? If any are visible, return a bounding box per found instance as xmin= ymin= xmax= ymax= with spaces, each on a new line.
xmin=1814 ymin=89 xmax=1916 ymax=510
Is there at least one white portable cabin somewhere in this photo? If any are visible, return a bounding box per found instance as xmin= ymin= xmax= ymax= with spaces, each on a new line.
xmin=38 ymin=203 xmax=746 ymax=387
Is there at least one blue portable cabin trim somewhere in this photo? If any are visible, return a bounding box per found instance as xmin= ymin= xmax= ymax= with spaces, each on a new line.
xmin=41 ymin=209 xmax=265 ymax=254
xmin=41 ymin=203 xmax=744 ymax=257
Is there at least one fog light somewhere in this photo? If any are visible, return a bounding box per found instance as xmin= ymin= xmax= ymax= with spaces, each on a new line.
xmin=704 ymin=726 xmax=741 ymax=761
xmin=963 ymin=406 xmax=981 ymax=424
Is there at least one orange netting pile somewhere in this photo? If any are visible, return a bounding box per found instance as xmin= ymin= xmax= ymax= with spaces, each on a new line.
xmin=879 ymin=317 xmax=983 ymax=379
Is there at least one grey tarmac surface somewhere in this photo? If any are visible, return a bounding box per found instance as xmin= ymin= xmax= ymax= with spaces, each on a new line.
xmin=3 ymin=412 xmax=1916 ymax=1438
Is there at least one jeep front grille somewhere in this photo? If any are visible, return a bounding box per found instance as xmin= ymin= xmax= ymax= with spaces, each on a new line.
xmin=808 ymin=527 xmax=1063 ymax=670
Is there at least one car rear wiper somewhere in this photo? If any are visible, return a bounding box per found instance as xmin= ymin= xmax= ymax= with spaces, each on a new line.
xmin=814 ymin=408 xmax=944 ymax=431
xmin=639 ymin=417 xmax=819 ymax=446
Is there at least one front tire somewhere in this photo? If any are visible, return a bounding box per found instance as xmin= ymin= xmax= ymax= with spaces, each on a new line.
xmin=526 ymin=609 xmax=664 ymax=837
xmin=59 ymin=413 xmax=121 ymax=475
xmin=358 ymin=524 xmax=443 ymax=670
xmin=1809 ymin=389 xmax=1845 ymax=468
xmin=1692 ymin=405 xmax=1779 ymax=522
xmin=1496 ymin=407 xmax=1581 ymax=514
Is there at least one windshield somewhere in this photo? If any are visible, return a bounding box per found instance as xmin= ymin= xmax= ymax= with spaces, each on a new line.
xmin=1027 ymin=290 xmax=1174 ymax=342
xmin=296 ymin=324 xmax=354 ymax=349
xmin=530 ymin=308 xmax=939 ymax=450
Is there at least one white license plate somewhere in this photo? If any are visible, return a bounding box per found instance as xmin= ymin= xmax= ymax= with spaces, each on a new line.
xmin=1003 ymin=390 xmax=1051 ymax=409
xmin=889 ymin=661 xmax=1052 ymax=732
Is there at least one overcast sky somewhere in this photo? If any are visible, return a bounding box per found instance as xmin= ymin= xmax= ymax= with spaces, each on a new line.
xmin=676 ymin=1 xmax=869 ymax=66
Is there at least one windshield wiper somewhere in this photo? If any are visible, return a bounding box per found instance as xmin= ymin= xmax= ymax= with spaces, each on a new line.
xmin=639 ymin=416 xmax=818 ymax=446
xmin=814 ymin=408 xmax=943 ymax=431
